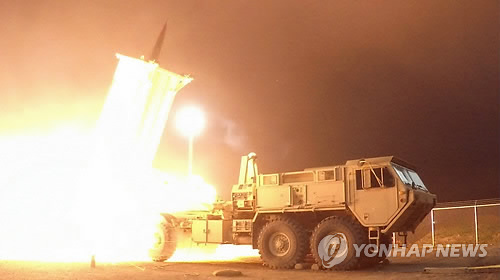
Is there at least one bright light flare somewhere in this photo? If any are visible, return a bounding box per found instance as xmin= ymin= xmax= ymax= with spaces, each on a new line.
xmin=0 ymin=54 xmax=259 ymax=264
xmin=0 ymin=126 xmax=219 ymax=262
xmin=169 ymin=245 xmax=260 ymax=262
xmin=0 ymin=125 xmax=93 ymax=262
xmin=175 ymin=106 xmax=205 ymax=138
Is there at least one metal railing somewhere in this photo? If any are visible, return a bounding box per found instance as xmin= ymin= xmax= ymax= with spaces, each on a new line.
xmin=431 ymin=199 xmax=500 ymax=246
xmin=396 ymin=198 xmax=500 ymax=246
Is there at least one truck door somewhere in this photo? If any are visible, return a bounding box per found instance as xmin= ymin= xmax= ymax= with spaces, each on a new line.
xmin=349 ymin=166 xmax=398 ymax=226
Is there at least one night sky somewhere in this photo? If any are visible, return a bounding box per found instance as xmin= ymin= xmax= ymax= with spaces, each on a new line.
xmin=0 ymin=1 xmax=498 ymax=202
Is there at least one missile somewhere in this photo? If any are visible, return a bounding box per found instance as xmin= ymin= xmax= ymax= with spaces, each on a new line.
xmin=149 ymin=21 xmax=168 ymax=63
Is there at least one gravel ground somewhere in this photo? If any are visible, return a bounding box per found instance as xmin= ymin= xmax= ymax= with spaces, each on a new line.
xmin=1 ymin=247 xmax=499 ymax=280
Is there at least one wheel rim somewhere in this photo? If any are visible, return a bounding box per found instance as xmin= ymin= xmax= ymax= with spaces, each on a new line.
xmin=268 ymin=232 xmax=291 ymax=257
xmin=324 ymin=231 xmax=349 ymax=258
xmin=152 ymin=226 xmax=165 ymax=250
xmin=154 ymin=233 xmax=162 ymax=246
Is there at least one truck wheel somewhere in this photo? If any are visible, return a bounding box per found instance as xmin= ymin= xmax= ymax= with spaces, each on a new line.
xmin=149 ymin=216 xmax=177 ymax=262
xmin=257 ymin=217 xmax=308 ymax=269
xmin=309 ymin=216 xmax=367 ymax=270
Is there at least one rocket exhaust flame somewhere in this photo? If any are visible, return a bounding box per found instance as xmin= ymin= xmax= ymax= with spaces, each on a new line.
xmin=0 ymin=128 xmax=257 ymax=262
xmin=0 ymin=126 xmax=214 ymax=262
xmin=0 ymin=54 xmax=257 ymax=262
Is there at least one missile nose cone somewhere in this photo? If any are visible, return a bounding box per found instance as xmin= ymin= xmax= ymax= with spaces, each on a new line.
xmin=149 ymin=21 xmax=168 ymax=63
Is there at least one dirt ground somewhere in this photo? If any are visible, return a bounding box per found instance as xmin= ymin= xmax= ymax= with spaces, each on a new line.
xmin=1 ymin=247 xmax=499 ymax=280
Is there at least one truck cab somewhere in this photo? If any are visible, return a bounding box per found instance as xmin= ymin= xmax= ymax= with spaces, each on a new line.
xmin=344 ymin=157 xmax=436 ymax=234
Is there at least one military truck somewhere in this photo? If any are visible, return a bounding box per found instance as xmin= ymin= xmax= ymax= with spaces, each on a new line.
xmin=149 ymin=153 xmax=436 ymax=270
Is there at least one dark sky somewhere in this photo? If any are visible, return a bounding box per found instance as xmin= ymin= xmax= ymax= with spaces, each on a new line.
xmin=0 ymin=1 xmax=498 ymax=202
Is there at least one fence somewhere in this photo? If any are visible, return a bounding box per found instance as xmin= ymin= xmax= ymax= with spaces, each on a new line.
xmin=398 ymin=198 xmax=500 ymax=246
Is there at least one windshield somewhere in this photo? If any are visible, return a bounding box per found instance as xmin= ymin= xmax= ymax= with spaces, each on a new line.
xmin=391 ymin=163 xmax=428 ymax=191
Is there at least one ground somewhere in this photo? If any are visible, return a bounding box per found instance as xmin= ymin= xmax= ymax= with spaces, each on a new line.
xmin=1 ymin=247 xmax=499 ymax=280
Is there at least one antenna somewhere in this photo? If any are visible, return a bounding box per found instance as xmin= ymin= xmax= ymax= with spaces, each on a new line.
xmin=149 ymin=20 xmax=168 ymax=63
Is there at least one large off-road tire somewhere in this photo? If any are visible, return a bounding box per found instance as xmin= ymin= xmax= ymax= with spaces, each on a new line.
xmin=359 ymin=233 xmax=392 ymax=268
xmin=257 ymin=217 xmax=308 ymax=269
xmin=310 ymin=215 xmax=367 ymax=271
xmin=149 ymin=216 xmax=177 ymax=262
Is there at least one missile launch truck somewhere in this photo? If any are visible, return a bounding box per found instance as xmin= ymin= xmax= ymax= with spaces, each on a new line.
xmin=149 ymin=153 xmax=436 ymax=270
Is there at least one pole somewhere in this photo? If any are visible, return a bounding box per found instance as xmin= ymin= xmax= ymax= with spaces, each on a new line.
xmin=188 ymin=135 xmax=193 ymax=177
xmin=431 ymin=209 xmax=435 ymax=247
xmin=474 ymin=201 xmax=478 ymax=245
